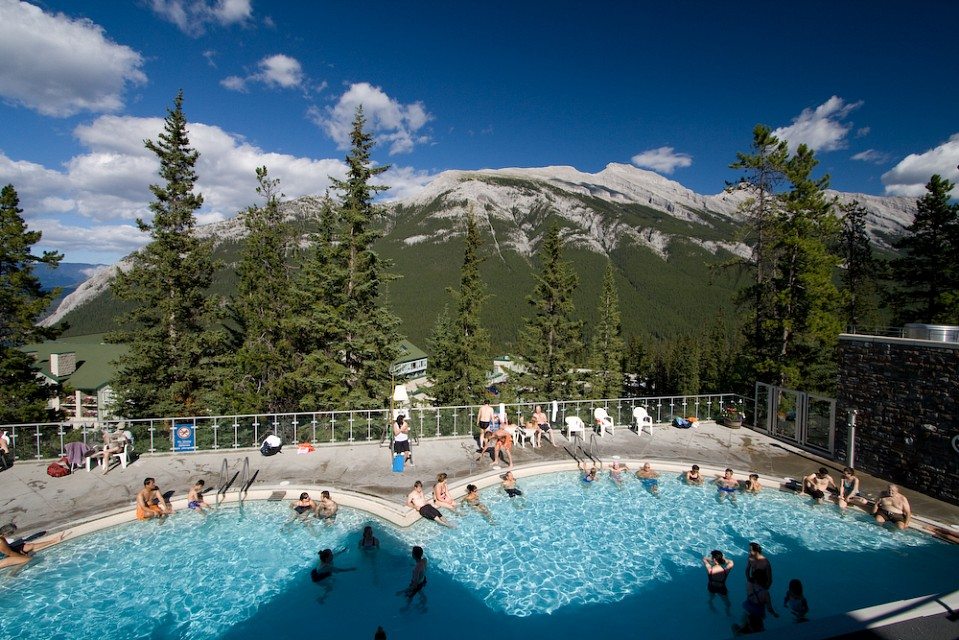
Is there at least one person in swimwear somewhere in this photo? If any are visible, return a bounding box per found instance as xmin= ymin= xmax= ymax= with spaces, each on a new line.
xmin=186 ymin=479 xmax=209 ymax=514
xmin=136 ymin=477 xmax=171 ymax=520
xmin=290 ymin=492 xmax=318 ymax=519
xmin=532 ymin=405 xmax=556 ymax=447
xmin=432 ymin=473 xmax=458 ymax=512
xmin=0 ymin=524 xmax=69 ymax=568
xmin=406 ymin=481 xmax=455 ymax=528
xmin=715 ymin=469 xmax=738 ymax=502
xmin=317 ymin=490 xmax=338 ymax=521
xmin=802 ymin=467 xmax=837 ymax=503
xmin=636 ymin=462 xmax=660 ymax=494
xmin=873 ymin=484 xmax=911 ymax=530
xmin=685 ymin=464 xmax=704 ymax=485
xmin=783 ymin=578 xmax=809 ymax=621
xmin=838 ymin=467 xmax=867 ymax=510
xmin=464 ymin=484 xmax=493 ymax=522
xmin=733 ymin=579 xmax=778 ymax=634
xmin=311 ymin=547 xmax=355 ymax=603
xmin=476 ymin=399 xmax=494 ymax=448
xmin=744 ymin=474 xmax=762 ymax=493
xmin=579 ymin=460 xmax=598 ymax=484
xmin=393 ymin=414 xmax=412 ymax=467
xmin=608 ymin=459 xmax=628 ymax=485
xmin=703 ymin=549 xmax=734 ymax=614
xmin=358 ymin=525 xmax=380 ymax=550
xmin=402 ymin=545 xmax=427 ymax=599
xmin=502 ymin=471 xmax=523 ymax=498
xmin=492 ymin=422 xmax=514 ymax=468
xmin=745 ymin=542 xmax=773 ymax=589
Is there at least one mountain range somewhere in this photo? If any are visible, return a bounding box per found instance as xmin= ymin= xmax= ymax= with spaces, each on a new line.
xmin=42 ymin=164 xmax=915 ymax=351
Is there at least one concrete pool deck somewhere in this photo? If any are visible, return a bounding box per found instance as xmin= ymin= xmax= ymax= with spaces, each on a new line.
xmin=2 ymin=420 xmax=958 ymax=535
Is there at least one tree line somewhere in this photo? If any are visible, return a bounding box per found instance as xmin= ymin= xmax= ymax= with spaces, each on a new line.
xmin=1 ymin=97 xmax=957 ymax=423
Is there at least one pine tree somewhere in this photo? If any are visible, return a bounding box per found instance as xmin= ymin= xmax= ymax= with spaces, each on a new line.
xmin=109 ymin=92 xmax=225 ymax=418
xmin=764 ymin=145 xmax=842 ymax=390
xmin=838 ymin=200 xmax=882 ymax=330
xmin=889 ymin=175 xmax=959 ymax=324
xmin=294 ymin=107 xmax=400 ymax=409
xmin=0 ymin=184 xmax=63 ymax=423
xmin=222 ymin=167 xmax=298 ymax=413
xmin=516 ymin=223 xmax=582 ymax=400
xmin=587 ymin=261 xmax=624 ymax=399
xmin=427 ymin=210 xmax=491 ymax=405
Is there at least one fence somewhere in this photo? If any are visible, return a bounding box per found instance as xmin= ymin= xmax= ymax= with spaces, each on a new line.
xmin=0 ymin=393 xmax=745 ymax=461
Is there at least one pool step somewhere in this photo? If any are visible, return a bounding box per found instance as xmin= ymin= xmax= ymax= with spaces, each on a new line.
xmin=266 ymin=491 xmax=286 ymax=501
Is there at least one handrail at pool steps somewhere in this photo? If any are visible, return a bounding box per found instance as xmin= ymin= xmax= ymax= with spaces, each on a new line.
xmin=0 ymin=393 xmax=745 ymax=461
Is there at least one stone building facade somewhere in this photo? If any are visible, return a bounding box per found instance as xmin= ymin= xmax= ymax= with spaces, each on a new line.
xmin=836 ymin=334 xmax=959 ymax=506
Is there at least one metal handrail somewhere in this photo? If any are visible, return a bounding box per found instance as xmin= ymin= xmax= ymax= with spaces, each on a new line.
xmin=0 ymin=393 xmax=746 ymax=460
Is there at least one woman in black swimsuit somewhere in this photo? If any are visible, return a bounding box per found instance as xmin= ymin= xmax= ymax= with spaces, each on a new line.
xmin=703 ymin=549 xmax=734 ymax=614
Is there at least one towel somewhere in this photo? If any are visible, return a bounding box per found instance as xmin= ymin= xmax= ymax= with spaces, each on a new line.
xmin=64 ymin=441 xmax=91 ymax=467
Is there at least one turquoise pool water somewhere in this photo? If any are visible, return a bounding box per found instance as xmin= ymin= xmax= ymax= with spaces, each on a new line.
xmin=2 ymin=472 xmax=957 ymax=639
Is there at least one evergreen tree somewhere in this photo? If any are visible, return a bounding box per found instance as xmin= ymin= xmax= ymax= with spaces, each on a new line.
xmin=0 ymin=184 xmax=63 ymax=423
xmin=763 ymin=145 xmax=842 ymax=390
xmin=427 ymin=211 xmax=491 ymax=405
xmin=516 ymin=223 xmax=582 ymax=400
xmin=294 ymin=107 xmax=401 ymax=409
xmin=838 ymin=200 xmax=882 ymax=330
xmin=109 ymin=92 xmax=225 ymax=418
xmin=889 ymin=175 xmax=959 ymax=324
xmin=587 ymin=261 xmax=624 ymax=399
xmin=222 ymin=167 xmax=298 ymax=413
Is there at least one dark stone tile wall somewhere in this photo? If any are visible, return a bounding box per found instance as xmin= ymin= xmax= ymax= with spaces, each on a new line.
xmin=836 ymin=335 xmax=959 ymax=506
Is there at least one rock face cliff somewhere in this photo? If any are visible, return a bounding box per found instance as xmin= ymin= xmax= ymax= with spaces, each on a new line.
xmin=46 ymin=165 xmax=914 ymax=347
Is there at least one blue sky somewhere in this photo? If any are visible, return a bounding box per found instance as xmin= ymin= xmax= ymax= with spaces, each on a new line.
xmin=1 ymin=0 xmax=957 ymax=263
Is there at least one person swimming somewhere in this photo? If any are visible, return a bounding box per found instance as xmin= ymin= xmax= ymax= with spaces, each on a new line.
xmin=358 ymin=526 xmax=379 ymax=550
xmin=715 ymin=469 xmax=738 ymax=502
xmin=579 ymin=460 xmax=598 ymax=484
xmin=608 ymin=459 xmax=628 ymax=485
xmin=636 ymin=463 xmax=660 ymax=494
xmin=464 ymin=484 xmax=493 ymax=522
xmin=685 ymin=464 xmax=704 ymax=485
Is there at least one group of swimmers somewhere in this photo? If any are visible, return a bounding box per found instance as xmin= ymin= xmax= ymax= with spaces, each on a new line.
xmin=289 ymin=490 xmax=339 ymax=523
xmin=801 ymin=466 xmax=912 ymax=529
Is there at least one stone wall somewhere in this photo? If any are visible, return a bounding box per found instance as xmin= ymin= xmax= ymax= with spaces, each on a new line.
xmin=836 ymin=335 xmax=959 ymax=506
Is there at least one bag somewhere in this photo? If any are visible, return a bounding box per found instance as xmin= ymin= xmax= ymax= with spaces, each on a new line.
xmin=672 ymin=416 xmax=692 ymax=429
xmin=260 ymin=443 xmax=281 ymax=457
xmin=47 ymin=458 xmax=70 ymax=477
xmin=296 ymin=443 xmax=315 ymax=454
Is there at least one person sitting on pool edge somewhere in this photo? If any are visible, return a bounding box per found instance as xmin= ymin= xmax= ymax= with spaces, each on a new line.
xmin=684 ymin=464 xmax=704 ymax=485
xmin=432 ymin=473 xmax=457 ymax=512
xmin=636 ymin=462 xmax=660 ymax=493
xmin=715 ymin=469 xmax=738 ymax=502
xmin=406 ymin=481 xmax=455 ymax=528
xmin=136 ymin=477 xmax=172 ymax=520
xmin=0 ymin=524 xmax=69 ymax=568
xmin=187 ymin=479 xmax=209 ymax=514
xmin=802 ymin=467 xmax=837 ymax=503
xmin=873 ymin=484 xmax=911 ymax=530
xmin=838 ymin=467 xmax=867 ymax=510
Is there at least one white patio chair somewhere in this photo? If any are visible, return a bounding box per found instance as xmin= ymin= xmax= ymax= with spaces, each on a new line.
xmin=593 ymin=407 xmax=615 ymax=437
xmin=564 ymin=416 xmax=585 ymax=440
xmin=633 ymin=406 xmax=653 ymax=436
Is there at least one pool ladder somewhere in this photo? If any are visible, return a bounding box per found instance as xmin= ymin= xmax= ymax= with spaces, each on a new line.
xmin=215 ymin=457 xmax=259 ymax=504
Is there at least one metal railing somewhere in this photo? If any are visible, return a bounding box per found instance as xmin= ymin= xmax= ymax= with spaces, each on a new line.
xmin=0 ymin=393 xmax=745 ymax=461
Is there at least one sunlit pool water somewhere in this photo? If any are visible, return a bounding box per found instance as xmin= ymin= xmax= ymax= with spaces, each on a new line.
xmin=2 ymin=472 xmax=957 ymax=640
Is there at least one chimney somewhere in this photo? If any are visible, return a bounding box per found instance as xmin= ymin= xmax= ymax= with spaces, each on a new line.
xmin=50 ymin=352 xmax=77 ymax=377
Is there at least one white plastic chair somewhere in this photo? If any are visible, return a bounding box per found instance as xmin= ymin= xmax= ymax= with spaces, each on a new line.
xmin=565 ymin=416 xmax=585 ymax=440
xmin=87 ymin=431 xmax=134 ymax=472
xmin=593 ymin=407 xmax=614 ymax=437
xmin=633 ymin=406 xmax=653 ymax=436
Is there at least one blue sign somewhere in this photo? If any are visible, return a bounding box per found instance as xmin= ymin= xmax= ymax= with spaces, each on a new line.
xmin=173 ymin=422 xmax=196 ymax=452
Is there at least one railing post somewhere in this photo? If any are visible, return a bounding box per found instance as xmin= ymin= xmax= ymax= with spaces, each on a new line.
xmin=212 ymin=421 xmax=219 ymax=450
xmin=348 ymin=412 xmax=355 ymax=443
xmin=366 ymin=412 xmax=373 ymax=441
xmin=311 ymin=414 xmax=318 ymax=444
xmin=330 ymin=414 xmax=336 ymax=443
xmin=33 ymin=425 xmax=41 ymax=460
xmin=291 ymin=415 xmax=299 ymax=444
xmin=149 ymin=420 xmax=156 ymax=453
xmin=57 ymin=423 xmax=66 ymax=457
xmin=232 ymin=418 xmax=240 ymax=449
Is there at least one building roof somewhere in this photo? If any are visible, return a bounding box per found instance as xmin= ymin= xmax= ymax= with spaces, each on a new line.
xmin=20 ymin=333 xmax=127 ymax=392
xmin=392 ymin=339 xmax=428 ymax=365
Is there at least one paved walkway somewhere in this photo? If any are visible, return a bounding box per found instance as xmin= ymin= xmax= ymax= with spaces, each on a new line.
xmin=2 ymin=421 xmax=958 ymax=535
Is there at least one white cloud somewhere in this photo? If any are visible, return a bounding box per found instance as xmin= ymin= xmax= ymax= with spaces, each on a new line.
xmin=630 ymin=147 xmax=692 ymax=174
xmin=0 ymin=0 xmax=146 ymax=117
xmin=311 ymin=82 xmax=433 ymax=155
xmin=149 ymin=0 xmax=252 ymax=36
xmin=772 ymin=96 xmax=863 ymax=153
xmin=0 ymin=113 xmax=438 ymax=262
xmin=851 ymin=149 xmax=891 ymax=165
xmin=881 ymin=133 xmax=959 ymax=197
xmin=221 ymin=54 xmax=305 ymax=92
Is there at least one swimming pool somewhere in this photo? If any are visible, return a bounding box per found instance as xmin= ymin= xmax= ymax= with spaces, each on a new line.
xmin=2 ymin=471 xmax=957 ymax=639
